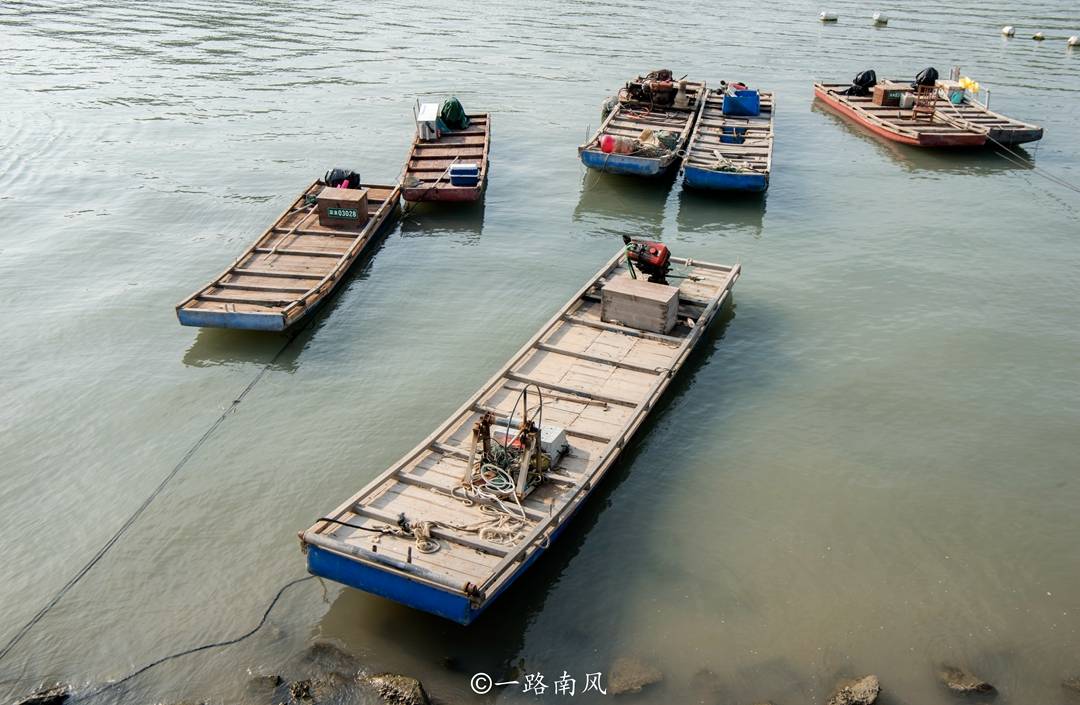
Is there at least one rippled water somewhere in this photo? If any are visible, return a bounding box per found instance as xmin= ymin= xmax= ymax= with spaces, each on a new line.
xmin=2 ymin=1 xmax=1079 ymax=703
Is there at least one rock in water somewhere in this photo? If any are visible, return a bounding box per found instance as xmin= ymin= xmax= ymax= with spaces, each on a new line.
xmin=287 ymin=679 xmax=313 ymax=702
xmin=939 ymin=665 xmax=995 ymax=694
xmin=827 ymin=675 xmax=880 ymax=705
xmin=13 ymin=687 xmax=70 ymax=705
xmin=609 ymin=656 xmax=663 ymax=695
xmin=361 ymin=673 xmax=431 ymax=705
xmin=1063 ymin=676 xmax=1080 ymax=693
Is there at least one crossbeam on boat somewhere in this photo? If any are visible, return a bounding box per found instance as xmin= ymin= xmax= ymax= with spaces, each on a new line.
xmin=504 ymin=371 xmax=637 ymax=407
xmin=197 ymin=293 xmax=295 ymax=306
xmin=562 ymin=313 xmax=683 ymax=345
xmin=231 ymin=267 xmax=323 ymax=279
xmin=393 ymin=473 xmax=547 ymax=522
xmin=270 ymin=227 xmax=363 ymax=239
xmin=216 ymin=282 xmax=311 ymax=294
xmin=253 ymin=247 xmax=346 ymax=258
xmin=533 ymin=341 xmax=666 ymax=375
xmin=349 ymin=505 xmax=511 ymax=557
xmin=472 ymin=403 xmax=614 ymax=444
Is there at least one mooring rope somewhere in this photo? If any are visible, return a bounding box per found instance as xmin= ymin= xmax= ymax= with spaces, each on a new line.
xmin=0 ymin=325 xmax=308 ymax=666
xmin=79 ymin=575 xmax=317 ymax=701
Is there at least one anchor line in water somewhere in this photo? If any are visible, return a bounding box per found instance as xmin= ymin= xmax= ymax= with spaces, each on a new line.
xmin=0 ymin=328 xmax=307 ymax=667
xmin=79 ymin=575 xmax=317 ymax=701
xmin=935 ymin=102 xmax=1080 ymax=196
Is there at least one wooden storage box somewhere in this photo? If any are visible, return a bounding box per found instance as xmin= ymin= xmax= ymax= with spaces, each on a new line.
xmin=317 ymin=186 xmax=368 ymax=227
xmin=601 ymin=275 xmax=679 ymax=334
xmin=872 ymin=82 xmax=906 ymax=107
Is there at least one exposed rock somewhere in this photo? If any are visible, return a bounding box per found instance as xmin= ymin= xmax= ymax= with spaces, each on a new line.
xmin=827 ymin=675 xmax=880 ymax=705
xmin=360 ymin=673 xmax=430 ymax=705
xmin=275 ymin=672 xmax=358 ymax=705
xmin=1063 ymin=677 xmax=1080 ymax=694
xmin=287 ymin=679 xmax=313 ymax=702
xmin=13 ymin=686 xmax=69 ymax=705
xmin=608 ymin=656 xmax=663 ymax=695
xmin=939 ymin=665 xmax=995 ymax=694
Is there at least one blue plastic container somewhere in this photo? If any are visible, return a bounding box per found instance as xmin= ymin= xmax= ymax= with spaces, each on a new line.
xmin=449 ymin=163 xmax=480 ymax=187
xmin=722 ymin=89 xmax=761 ymax=117
xmin=721 ymin=126 xmax=747 ymax=144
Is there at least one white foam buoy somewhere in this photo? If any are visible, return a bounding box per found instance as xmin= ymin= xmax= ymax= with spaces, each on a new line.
xmin=819 ymin=11 xmax=838 ymax=22
xmin=1069 ymin=36 xmax=1079 ymax=46
xmin=1033 ymin=31 xmax=1045 ymax=40
xmin=1001 ymin=25 xmax=1015 ymax=36
xmin=872 ymin=12 xmax=888 ymax=25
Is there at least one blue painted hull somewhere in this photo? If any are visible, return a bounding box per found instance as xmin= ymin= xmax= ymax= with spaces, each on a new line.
xmin=176 ymin=307 xmax=288 ymax=331
xmin=683 ymin=165 xmax=769 ymax=193
xmin=307 ymin=491 xmax=586 ymax=625
xmin=579 ymin=148 xmax=672 ymax=177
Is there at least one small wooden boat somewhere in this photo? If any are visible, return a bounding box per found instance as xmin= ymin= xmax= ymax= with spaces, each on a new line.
xmin=176 ymin=180 xmax=401 ymax=331
xmin=579 ymin=73 xmax=705 ymax=177
xmin=814 ymin=80 xmax=1043 ymax=148
xmin=301 ymin=247 xmax=740 ymax=624
xmin=683 ymin=88 xmax=774 ymax=192
xmin=402 ymin=113 xmax=490 ymax=202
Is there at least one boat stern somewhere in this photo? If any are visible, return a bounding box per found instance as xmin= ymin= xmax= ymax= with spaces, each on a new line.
xmin=684 ymin=165 xmax=768 ymax=193
xmin=175 ymin=305 xmax=287 ymax=331
xmin=303 ymin=536 xmax=480 ymax=624
xmin=579 ymin=147 xmax=668 ymax=176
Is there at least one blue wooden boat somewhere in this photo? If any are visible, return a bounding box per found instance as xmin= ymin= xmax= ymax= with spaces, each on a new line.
xmin=683 ymin=87 xmax=774 ymax=193
xmin=301 ymin=248 xmax=741 ymax=624
xmin=578 ymin=72 xmax=705 ymax=177
xmin=176 ymin=180 xmax=401 ymax=331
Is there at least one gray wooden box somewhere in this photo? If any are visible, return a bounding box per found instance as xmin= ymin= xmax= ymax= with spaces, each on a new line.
xmin=600 ymin=275 xmax=679 ymax=334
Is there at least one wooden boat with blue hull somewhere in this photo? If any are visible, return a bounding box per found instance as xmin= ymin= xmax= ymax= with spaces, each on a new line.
xmin=176 ymin=180 xmax=401 ymax=331
xmin=578 ymin=76 xmax=705 ymax=177
xmin=683 ymin=88 xmax=774 ymax=193
xmin=300 ymin=248 xmax=740 ymax=624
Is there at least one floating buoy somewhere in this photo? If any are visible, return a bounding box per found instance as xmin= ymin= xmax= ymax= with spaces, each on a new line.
xmin=1001 ymin=25 xmax=1015 ymax=36
xmin=819 ymin=11 xmax=838 ymax=22
xmin=872 ymin=12 xmax=888 ymax=25
xmin=1033 ymin=31 xmax=1045 ymax=40
xmin=1069 ymin=36 xmax=1079 ymax=46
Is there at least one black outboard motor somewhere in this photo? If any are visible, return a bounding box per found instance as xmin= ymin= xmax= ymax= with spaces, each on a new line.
xmin=841 ymin=69 xmax=877 ymax=96
xmin=912 ymin=67 xmax=939 ymax=89
xmin=324 ymin=168 xmax=361 ymax=188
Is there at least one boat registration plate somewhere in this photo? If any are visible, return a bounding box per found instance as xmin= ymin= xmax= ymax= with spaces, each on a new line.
xmin=327 ymin=207 xmax=359 ymax=219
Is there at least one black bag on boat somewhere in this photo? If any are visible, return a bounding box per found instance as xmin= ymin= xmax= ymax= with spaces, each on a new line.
xmin=841 ymin=69 xmax=877 ymax=96
xmin=324 ymin=168 xmax=361 ymax=188
xmin=913 ymin=67 xmax=939 ymax=88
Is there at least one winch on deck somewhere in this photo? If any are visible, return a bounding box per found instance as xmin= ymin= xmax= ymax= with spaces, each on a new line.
xmin=465 ymin=387 xmax=569 ymax=504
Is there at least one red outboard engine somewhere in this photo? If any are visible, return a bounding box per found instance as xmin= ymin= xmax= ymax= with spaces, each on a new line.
xmin=622 ymin=235 xmax=672 ymax=284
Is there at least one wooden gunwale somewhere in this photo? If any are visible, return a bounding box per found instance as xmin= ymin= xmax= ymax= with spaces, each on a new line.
xmin=303 ymin=249 xmax=740 ymax=610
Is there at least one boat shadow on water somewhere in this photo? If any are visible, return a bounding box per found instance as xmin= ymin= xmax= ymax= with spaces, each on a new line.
xmin=313 ymin=300 xmax=775 ymax=696
xmin=675 ymin=185 xmax=766 ymax=239
xmin=398 ymin=196 xmax=486 ymax=245
xmin=810 ymin=102 xmax=1036 ymax=176
xmin=573 ymin=168 xmax=677 ymax=240
xmin=180 ymin=232 xmax=396 ymax=370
